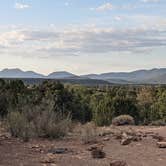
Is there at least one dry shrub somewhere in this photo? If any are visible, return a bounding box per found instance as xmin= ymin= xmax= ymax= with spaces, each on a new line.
xmin=112 ymin=115 xmax=135 ymax=126
xmin=81 ymin=122 xmax=98 ymax=144
xmin=149 ymin=120 xmax=166 ymax=126
xmin=34 ymin=111 xmax=71 ymax=139
xmin=7 ymin=110 xmax=71 ymax=141
xmin=7 ymin=112 xmax=34 ymax=142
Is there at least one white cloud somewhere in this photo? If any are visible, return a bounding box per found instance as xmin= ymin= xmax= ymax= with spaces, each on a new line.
xmin=141 ymin=0 xmax=160 ymax=3
xmin=114 ymin=16 xmax=122 ymax=21
xmin=0 ymin=31 xmax=26 ymax=46
xmin=14 ymin=3 xmax=30 ymax=9
xmin=65 ymin=2 xmax=69 ymax=6
xmin=94 ymin=3 xmax=113 ymax=11
xmin=0 ymin=26 xmax=166 ymax=57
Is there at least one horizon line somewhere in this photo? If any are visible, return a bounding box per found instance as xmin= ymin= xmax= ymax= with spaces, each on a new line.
xmin=0 ymin=67 xmax=166 ymax=76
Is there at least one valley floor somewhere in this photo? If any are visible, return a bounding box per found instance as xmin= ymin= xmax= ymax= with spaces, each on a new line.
xmin=0 ymin=126 xmax=166 ymax=166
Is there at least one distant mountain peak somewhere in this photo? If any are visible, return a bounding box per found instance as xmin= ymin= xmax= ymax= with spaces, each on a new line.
xmin=81 ymin=68 xmax=166 ymax=84
xmin=2 ymin=68 xmax=23 ymax=72
xmin=0 ymin=68 xmax=166 ymax=84
xmin=0 ymin=68 xmax=44 ymax=78
xmin=48 ymin=71 xmax=77 ymax=79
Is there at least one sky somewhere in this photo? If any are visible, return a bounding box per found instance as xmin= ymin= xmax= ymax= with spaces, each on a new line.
xmin=0 ymin=0 xmax=166 ymax=75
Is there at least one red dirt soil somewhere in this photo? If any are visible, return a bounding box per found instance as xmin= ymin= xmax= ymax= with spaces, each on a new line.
xmin=0 ymin=126 xmax=166 ymax=166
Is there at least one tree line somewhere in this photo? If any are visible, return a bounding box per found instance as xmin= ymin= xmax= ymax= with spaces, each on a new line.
xmin=0 ymin=79 xmax=166 ymax=126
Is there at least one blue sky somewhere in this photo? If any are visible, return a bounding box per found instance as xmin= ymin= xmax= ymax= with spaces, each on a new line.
xmin=0 ymin=0 xmax=166 ymax=74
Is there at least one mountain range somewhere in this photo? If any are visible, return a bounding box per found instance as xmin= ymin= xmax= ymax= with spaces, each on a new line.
xmin=1 ymin=68 xmax=166 ymax=84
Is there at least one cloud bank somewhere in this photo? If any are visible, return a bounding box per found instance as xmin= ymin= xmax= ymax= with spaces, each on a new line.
xmin=0 ymin=22 xmax=166 ymax=58
xmin=91 ymin=3 xmax=113 ymax=11
xmin=141 ymin=0 xmax=160 ymax=2
xmin=14 ymin=3 xmax=30 ymax=10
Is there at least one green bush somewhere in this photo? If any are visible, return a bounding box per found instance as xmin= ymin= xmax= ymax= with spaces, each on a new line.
xmin=2 ymin=80 xmax=166 ymax=130
xmin=0 ymin=95 xmax=8 ymax=117
xmin=112 ymin=115 xmax=135 ymax=126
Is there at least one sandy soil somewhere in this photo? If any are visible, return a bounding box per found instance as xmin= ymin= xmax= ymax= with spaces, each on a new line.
xmin=0 ymin=126 xmax=166 ymax=166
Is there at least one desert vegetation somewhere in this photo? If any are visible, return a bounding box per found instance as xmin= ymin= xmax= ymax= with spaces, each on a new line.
xmin=0 ymin=79 xmax=166 ymax=165
xmin=0 ymin=79 xmax=166 ymax=140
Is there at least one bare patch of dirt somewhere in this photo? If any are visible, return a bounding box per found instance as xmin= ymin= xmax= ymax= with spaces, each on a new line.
xmin=0 ymin=126 xmax=166 ymax=166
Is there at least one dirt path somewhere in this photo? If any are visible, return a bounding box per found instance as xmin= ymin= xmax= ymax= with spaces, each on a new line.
xmin=0 ymin=126 xmax=166 ymax=166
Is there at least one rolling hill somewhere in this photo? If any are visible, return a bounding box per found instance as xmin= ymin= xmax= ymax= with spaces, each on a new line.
xmin=0 ymin=68 xmax=44 ymax=78
xmin=82 ymin=68 xmax=166 ymax=84
xmin=1 ymin=68 xmax=166 ymax=84
xmin=47 ymin=71 xmax=78 ymax=79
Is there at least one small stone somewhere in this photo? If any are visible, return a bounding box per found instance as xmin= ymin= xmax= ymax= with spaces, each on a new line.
xmin=87 ymin=146 xmax=98 ymax=151
xmin=48 ymin=148 xmax=69 ymax=154
xmin=114 ymin=133 xmax=122 ymax=140
xmin=122 ymin=132 xmax=128 ymax=139
xmin=110 ymin=160 xmax=128 ymax=166
xmin=157 ymin=142 xmax=166 ymax=148
xmin=152 ymin=134 xmax=165 ymax=141
xmin=132 ymin=135 xmax=142 ymax=142
xmin=103 ymin=137 xmax=110 ymax=141
xmin=91 ymin=148 xmax=106 ymax=159
xmin=31 ymin=145 xmax=40 ymax=149
xmin=121 ymin=138 xmax=132 ymax=145
xmin=41 ymin=156 xmax=55 ymax=164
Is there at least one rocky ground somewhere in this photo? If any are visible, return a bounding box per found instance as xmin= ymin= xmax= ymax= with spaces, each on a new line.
xmin=0 ymin=126 xmax=166 ymax=166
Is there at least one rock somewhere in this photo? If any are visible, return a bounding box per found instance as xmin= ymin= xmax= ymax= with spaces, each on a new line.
xmin=110 ymin=160 xmax=128 ymax=166
xmin=30 ymin=144 xmax=44 ymax=153
xmin=91 ymin=148 xmax=106 ymax=159
xmin=121 ymin=138 xmax=132 ymax=145
xmin=145 ymin=131 xmax=155 ymax=135
xmin=132 ymin=135 xmax=142 ymax=142
xmin=87 ymin=146 xmax=98 ymax=151
xmin=89 ymin=146 xmax=106 ymax=159
xmin=122 ymin=132 xmax=128 ymax=139
xmin=157 ymin=142 xmax=166 ymax=148
xmin=121 ymin=133 xmax=132 ymax=145
xmin=41 ymin=155 xmax=55 ymax=164
xmin=31 ymin=145 xmax=40 ymax=149
xmin=120 ymin=131 xmax=142 ymax=145
xmin=152 ymin=134 xmax=165 ymax=141
xmin=103 ymin=137 xmax=110 ymax=141
xmin=48 ymin=148 xmax=70 ymax=154
xmin=87 ymin=143 xmax=104 ymax=151
xmin=0 ymin=133 xmax=10 ymax=139
xmin=114 ymin=133 xmax=122 ymax=140
xmin=142 ymin=134 xmax=147 ymax=137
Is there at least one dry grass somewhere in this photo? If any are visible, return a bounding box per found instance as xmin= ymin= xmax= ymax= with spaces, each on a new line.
xmin=80 ymin=122 xmax=98 ymax=144
xmin=6 ymin=111 xmax=71 ymax=141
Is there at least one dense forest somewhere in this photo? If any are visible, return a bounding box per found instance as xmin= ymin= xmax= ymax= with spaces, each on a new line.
xmin=0 ymin=79 xmax=166 ymax=140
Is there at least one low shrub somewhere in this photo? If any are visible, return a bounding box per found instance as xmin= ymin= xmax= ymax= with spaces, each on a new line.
xmin=7 ymin=110 xmax=71 ymax=140
xmin=34 ymin=111 xmax=71 ymax=139
xmin=112 ymin=115 xmax=135 ymax=126
xmin=81 ymin=122 xmax=97 ymax=144
xmin=0 ymin=95 xmax=8 ymax=118
xmin=7 ymin=112 xmax=34 ymax=142
xmin=149 ymin=120 xmax=166 ymax=126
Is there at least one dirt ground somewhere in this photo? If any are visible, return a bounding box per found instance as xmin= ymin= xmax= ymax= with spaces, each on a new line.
xmin=0 ymin=126 xmax=166 ymax=166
